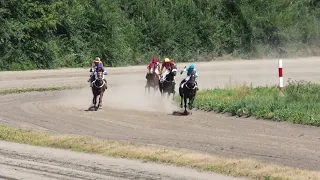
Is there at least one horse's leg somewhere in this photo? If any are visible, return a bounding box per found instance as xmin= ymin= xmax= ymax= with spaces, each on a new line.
xmin=92 ymin=88 xmax=97 ymax=107
xmin=153 ymin=76 xmax=157 ymax=93
xmin=179 ymin=87 xmax=183 ymax=108
xmin=160 ymin=88 xmax=164 ymax=97
xmin=92 ymin=95 xmax=95 ymax=107
xmin=188 ymin=95 xmax=192 ymax=110
xmin=93 ymin=93 xmax=97 ymax=107
xmin=172 ymin=84 xmax=175 ymax=102
xmin=98 ymin=90 xmax=104 ymax=109
xmin=189 ymin=90 xmax=196 ymax=110
xmin=184 ymin=96 xmax=187 ymax=113
xmin=145 ymin=80 xmax=149 ymax=95
xmin=189 ymin=96 xmax=194 ymax=110
xmin=158 ymin=81 xmax=162 ymax=96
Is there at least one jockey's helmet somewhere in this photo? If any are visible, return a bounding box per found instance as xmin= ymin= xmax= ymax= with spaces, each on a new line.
xmin=152 ymin=58 xmax=158 ymax=63
xmin=164 ymin=58 xmax=170 ymax=63
xmin=188 ymin=64 xmax=195 ymax=69
xmin=94 ymin=57 xmax=101 ymax=66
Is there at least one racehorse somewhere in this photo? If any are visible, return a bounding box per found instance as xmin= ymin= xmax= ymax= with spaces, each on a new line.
xmin=159 ymin=64 xmax=177 ymax=101
xmin=179 ymin=71 xmax=197 ymax=113
xmin=145 ymin=62 xmax=160 ymax=94
xmin=91 ymin=69 xmax=107 ymax=110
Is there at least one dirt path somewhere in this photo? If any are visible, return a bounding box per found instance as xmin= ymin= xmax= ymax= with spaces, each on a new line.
xmin=0 ymin=57 xmax=320 ymax=172
xmin=0 ymin=141 xmax=243 ymax=180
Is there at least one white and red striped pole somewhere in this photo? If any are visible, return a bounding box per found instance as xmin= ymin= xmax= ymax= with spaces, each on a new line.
xmin=278 ymin=59 xmax=284 ymax=92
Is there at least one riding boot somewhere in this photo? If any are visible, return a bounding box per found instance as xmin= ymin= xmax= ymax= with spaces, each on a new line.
xmin=195 ymin=81 xmax=199 ymax=91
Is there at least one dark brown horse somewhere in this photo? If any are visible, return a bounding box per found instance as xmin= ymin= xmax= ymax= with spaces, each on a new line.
xmin=91 ymin=70 xmax=107 ymax=110
xmin=145 ymin=62 xmax=160 ymax=94
xmin=159 ymin=64 xmax=177 ymax=101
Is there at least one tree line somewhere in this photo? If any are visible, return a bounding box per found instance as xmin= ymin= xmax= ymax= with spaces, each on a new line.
xmin=0 ymin=0 xmax=319 ymax=70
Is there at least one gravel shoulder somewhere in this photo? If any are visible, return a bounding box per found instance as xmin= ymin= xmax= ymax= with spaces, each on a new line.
xmin=0 ymin=141 xmax=243 ymax=180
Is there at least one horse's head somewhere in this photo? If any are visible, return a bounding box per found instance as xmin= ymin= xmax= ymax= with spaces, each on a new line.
xmin=185 ymin=71 xmax=197 ymax=90
xmin=149 ymin=63 xmax=155 ymax=74
xmin=169 ymin=64 xmax=177 ymax=76
xmin=95 ymin=68 xmax=104 ymax=82
xmin=97 ymin=71 xmax=103 ymax=79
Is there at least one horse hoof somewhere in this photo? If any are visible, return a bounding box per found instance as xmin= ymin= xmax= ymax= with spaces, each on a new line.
xmin=180 ymin=104 xmax=183 ymax=108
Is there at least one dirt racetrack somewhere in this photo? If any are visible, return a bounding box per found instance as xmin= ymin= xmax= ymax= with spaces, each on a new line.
xmin=0 ymin=140 xmax=244 ymax=180
xmin=0 ymin=57 xmax=320 ymax=173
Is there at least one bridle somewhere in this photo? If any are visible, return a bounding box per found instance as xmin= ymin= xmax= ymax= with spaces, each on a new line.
xmin=92 ymin=71 xmax=105 ymax=88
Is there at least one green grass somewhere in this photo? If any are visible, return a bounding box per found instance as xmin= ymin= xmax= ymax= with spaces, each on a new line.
xmin=0 ymin=85 xmax=86 ymax=95
xmin=0 ymin=124 xmax=319 ymax=180
xmin=179 ymin=80 xmax=320 ymax=126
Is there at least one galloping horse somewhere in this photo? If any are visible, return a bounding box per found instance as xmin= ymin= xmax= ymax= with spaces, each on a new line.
xmin=91 ymin=69 xmax=107 ymax=110
xmin=179 ymin=71 xmax=197 ymax=113
xmin=145 ymin=62 xmax=160 ymax=94
xmin=159 ymin=64 xmax=177 ymax=101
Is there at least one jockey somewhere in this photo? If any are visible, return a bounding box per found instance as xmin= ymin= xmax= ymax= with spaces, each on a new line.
xmin=180 ymin=63 xmax=199 ymax=91
xmin=88 ymin=58 xmax=108 ymax=88
xmin=92 ymin=56 xmax=103 ymax=70
xmin=88 ymin=56 xmax=103 ymax=82
xmin=146 ymin=57 xmax=160 ymax=79
xmin=160 ymin=58 xmax=175 ymax=82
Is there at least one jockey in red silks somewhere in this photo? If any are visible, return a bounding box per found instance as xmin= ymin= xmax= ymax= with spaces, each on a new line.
xmin=146 ymin=57 xmax=161 ymax=79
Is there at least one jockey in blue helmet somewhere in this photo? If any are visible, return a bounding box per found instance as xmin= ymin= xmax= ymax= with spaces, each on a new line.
xmin=179 ymin=63 xmax=199 ymax=90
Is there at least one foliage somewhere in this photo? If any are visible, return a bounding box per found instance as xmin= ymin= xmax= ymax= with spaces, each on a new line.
xmin=189 ymin=80 xmax=320 ymax=126
xmin=1 ymin=0 xmax=320 ymax=70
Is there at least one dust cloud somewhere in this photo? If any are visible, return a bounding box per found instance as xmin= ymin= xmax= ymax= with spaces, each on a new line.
xmin=104 ymin=84 xmax=180 ymax=113
xmin=57 ymin=83 xmax=180 ymax=114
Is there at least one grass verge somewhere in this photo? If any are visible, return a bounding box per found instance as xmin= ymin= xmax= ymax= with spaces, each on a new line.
xmin=0 ymin=124 xmax=319 ymax=180
xmin=179 ymin=80 xmax=320 ymax=126
xmin=0 ymin=85 xmax=86 ymax=95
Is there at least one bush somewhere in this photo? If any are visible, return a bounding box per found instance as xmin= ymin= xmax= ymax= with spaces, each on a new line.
xmin=1 ymin=0 xmax=320 ymax=70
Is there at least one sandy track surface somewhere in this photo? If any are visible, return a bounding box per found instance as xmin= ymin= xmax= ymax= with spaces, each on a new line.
xmin=0 ymin=141 xmax=243 ymax=180
xmin=0 ymin=57 xmax=320 ymax=172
